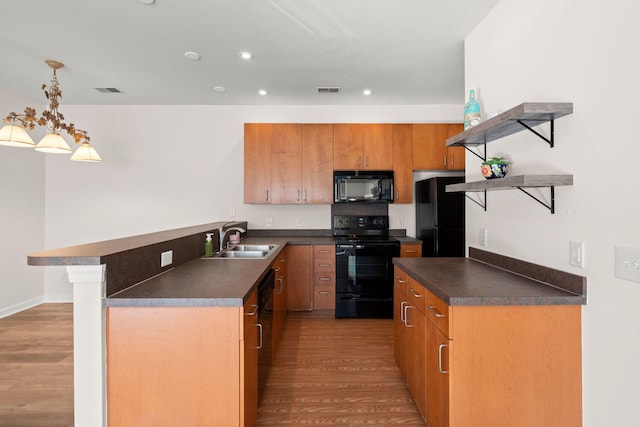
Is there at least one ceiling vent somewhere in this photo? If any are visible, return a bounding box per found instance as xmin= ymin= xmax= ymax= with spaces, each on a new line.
xmin=95 ymin=87 xmax=122 ymax=93
xmin=317 ymin=87 xmax=341 ymax=94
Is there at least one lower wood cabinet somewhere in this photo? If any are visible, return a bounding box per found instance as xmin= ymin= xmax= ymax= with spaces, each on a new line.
xmin=272 ymin=253 xmax=287 ymax=355
xmin=401 ymin=243 xmax=422 ymax=258
xmin=312 ymin=245 xmax=336 ymax=313
xmin=106 ymin=297 xmax=256 ymax=426
xmin=394 ymin=265 xmax=583 ymax=427
xmin=286 ymin=245 xmax=313 ymax=311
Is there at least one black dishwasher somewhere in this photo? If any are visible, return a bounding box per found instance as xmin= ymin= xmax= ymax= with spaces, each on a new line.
xmin=257 ymin=268 xmax=275 ymax=401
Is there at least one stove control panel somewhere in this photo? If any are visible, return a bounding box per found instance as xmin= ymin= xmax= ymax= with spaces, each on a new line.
xmin=333 ymin=215 xmax=389 ymax=230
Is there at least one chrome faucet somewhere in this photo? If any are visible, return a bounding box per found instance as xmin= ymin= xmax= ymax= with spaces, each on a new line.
xmin=219 ymin=226 xmax=247 ymax=251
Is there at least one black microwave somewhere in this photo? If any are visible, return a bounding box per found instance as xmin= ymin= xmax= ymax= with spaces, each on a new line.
xmin=334 ymin=171 xmax=394 ymax=203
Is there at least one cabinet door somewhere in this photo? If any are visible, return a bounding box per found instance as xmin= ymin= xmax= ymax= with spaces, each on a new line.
xmin=286 ymin=245 xmax=313 ymax=311
xmin=426 ymin=319 xmax=451 ymax=427
xmin=362 ymin=124 xmax=393 ymax=170
xmin=333 ymin=124 xmax=363 ymax=170
xmin=393 ymin=268 xmax=409 ymax=382
xmin=412 ymin=124 xmax=449 ymax=170
xmin=243 ymin=291 xmax=259 ymax=427
xmin=392 ymin=124 xmax=413 ymax=203
xmin=270 ymin=124 xmax=303 ymax=204
xmin=406 ymin=304 xmax=427 ymax=418
xmin=244 ymin=123 xmax=272 ymax=203
xmin=446 ymin=124 xmax=465 ymax=170
xmin=302 ymin=124 xmax=333 ymax=203
xmin=272 ymin=254 xmax=287 ymax=354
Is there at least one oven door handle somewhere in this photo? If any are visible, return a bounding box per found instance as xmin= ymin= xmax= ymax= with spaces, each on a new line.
xmin=336 ymin=249 xmax=349 ymax=255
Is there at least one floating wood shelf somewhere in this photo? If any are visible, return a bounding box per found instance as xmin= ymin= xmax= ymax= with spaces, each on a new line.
xmin=446 ymin=102 xmax=573 ymax=148
xmin=446 ymin=174 xmax=573 ymax=214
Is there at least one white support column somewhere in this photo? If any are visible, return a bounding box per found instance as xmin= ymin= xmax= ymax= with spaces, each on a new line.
xmin=66 ymin=265 xmax=107 ymax=427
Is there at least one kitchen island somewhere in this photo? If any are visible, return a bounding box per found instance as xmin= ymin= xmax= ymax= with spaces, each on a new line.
xmin=393 ymin=247 xmax=586 ymax=427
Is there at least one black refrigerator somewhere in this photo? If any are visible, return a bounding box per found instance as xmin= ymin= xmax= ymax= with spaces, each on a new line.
xmin=415 ymin=176 xmax=465 ymax=257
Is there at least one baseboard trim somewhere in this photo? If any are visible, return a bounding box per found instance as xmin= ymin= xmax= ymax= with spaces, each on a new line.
xmin=44 ymin=294 xmax=74 ymax=303
xmin=0 ymin=296 xmax=45 ymax=319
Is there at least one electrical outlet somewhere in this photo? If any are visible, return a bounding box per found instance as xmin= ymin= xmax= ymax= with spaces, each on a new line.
xmin=569 ymin=241 xmax=585 ymax=268
xmin=399 ymin=216 xmax=405 ymax=227
xmin=479 ymin=228 xmax=487 ymax=247
xmin=266 ymin=217 xmax=272 ymax=227
xmin=161 ymin=250 xmax=173 ymax=267
xmin=615 ymin=246 xmax=640 ymax=283
xmin=296 ymin=218 xmax=302 ymax=227
xmin=230 ymin=208 xmax=235 ymax=217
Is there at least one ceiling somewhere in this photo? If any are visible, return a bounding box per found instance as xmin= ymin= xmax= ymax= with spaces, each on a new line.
xmin=0 ymin=0 xmax=499 ymax=106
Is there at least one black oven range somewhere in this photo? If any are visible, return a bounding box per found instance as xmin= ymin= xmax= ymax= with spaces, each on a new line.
xmin=333 ymin=214 xmax=400 ymax=318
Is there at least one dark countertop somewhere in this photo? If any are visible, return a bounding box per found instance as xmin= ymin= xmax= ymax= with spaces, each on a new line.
xmin=393 ymin=249 xmax=586 ymax=306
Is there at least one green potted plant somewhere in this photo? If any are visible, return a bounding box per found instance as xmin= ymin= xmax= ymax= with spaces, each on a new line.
xmin=481 ymin=157 xmax=510 ymax=179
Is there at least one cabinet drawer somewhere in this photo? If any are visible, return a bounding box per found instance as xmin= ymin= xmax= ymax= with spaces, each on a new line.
xmin=394 ymin=268 xmax=408 ymax=297
xmin=314 ymin=245 xmax=335 ymax=258
xmin=407 ymin=277 xmax=426 ymax=314
xmin=425 ymin=288 xmax=450 ymax=337
xmin=243 ymin=290 xmax=258 ymax=338
xmin=401 ymin=244 xmax=422 ymax=258
xmin=313 ymin=272 xmax=335 ymax=286
xmin=314 ymin=259 xmax=335 ymax=272
xmin=314 ymin=285 xmax=335 ymax=309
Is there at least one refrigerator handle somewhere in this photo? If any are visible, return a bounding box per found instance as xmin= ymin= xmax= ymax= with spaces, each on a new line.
xmin=434 ymin=226 xmax=439 ymax=257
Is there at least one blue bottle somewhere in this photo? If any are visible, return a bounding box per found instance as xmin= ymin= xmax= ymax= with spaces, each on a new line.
xmin=464 ymin=89 xmax=481 ymax=130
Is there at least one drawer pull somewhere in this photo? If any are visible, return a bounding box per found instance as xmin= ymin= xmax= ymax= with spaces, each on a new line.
xmin=318 ymin=263 xmax=331 ymax=267
xmin=319 ymin=250 xmax=331 ymax=253
xmin=246 ymin=304 xmax=258 ymax=316
xmin=428 ymin=305 xmax=446 ymax=318
xmin=400 ymin=301 xmax=407 ymax=323
xmin=256 ymin=323 xmax=263 ymax=350
xmin=277 ymin=277 xmax=284 ymax=294
xmin=274 ymin=266 xmax=281 ymax=272
xmin=409 ymin=288 xmax=423 ymax=298
xmin=404 ymin=250 xmax=417 ymax=253
xmin=319 ymin=277 xmax=331 ymax=281
xmin=438 ymin=344 xmax=448 ymax=374
xmin=318 ymin=290 xmax=331 ymax=295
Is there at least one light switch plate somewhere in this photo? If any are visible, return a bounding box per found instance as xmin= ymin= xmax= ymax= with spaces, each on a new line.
xmin=570 ymin=241 xmax=585 ymax=268
xmin=161 ymin=250 xmax=173 ymax=267
xmin=615 ymin=246 xmax=640 ymax=283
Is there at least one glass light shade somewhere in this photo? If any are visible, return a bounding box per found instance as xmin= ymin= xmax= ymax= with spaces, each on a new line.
xmin=70 ymin=142 xmax=102 ymax=162
xmin=0 ymin=124 xmax=36 ymax=148
xmin=35 ymin=132 xmax=72 ymax=153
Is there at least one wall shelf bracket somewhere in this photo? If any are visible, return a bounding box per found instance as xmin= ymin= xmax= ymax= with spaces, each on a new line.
xmin=465 ymin=190 xmax=487 ymax=211
xmin=516 ymin=185 xmax=556 ymax=213
xmin=515 ymin=119 xmax=554 ymax=148
xmin=464 ymin=143 xmax=486 ymax=162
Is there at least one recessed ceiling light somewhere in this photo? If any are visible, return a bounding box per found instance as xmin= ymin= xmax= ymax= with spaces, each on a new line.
xmin=239 ymin=51 xmax=253 ymax=60
xmin=137 ymin=0 xmax=155 ymax=4
xmin=184 ymin=51 xmax=201 ymax=61
xmin=213 ymin=86 xmax=226 ymax=93
xmin=258 ymin=89 xmax=268 ymax=96
xmin=363 ymin=89 xmax=372 ymax=96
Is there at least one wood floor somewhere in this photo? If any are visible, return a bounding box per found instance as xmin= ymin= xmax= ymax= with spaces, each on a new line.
xmin=257 ymin=316 xmax=426 ymax=426
xmin=0 ymin=303 xmax=74 ymax=427
xmin=0 ymin=306 xmax=424 ymax=426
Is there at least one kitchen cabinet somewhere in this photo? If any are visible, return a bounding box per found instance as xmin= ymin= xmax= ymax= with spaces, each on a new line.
xmin=244 ymin=123 xmax=333 ymax=204
xmin=405 ymin=276 xmax=427 ymax=418
xmin=393 ymin=268 xmax=409 ymax=382
xmin=395 ymin=264 xmax=583 ymax=426
xmin=312 ymin=245 xmax=336 ymax=312
xmin=400 ymin=243 xmax=422 ymax=258
xmin=272 ymin=253 xmax=287 ymax=355
xmin=243 ymin=289 xmax=260 ymax=427
xmin=333 ymin=124 xmax=393 ymax=170
xmin=413 ymin=123 xmax=465 ymax=171
xmin=392 ymin=124 xmax=413 ymax=203
xmin=286 ymin=245 xmax=313 ymax=311
xmin=106 ymin=300 xmax=254 ymax=426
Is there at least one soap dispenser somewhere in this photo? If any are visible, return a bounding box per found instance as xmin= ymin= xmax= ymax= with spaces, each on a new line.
xmin=205 ymin=233 xmax=214 ymax=257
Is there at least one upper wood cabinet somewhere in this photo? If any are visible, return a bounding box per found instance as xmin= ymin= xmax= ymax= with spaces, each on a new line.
xmin=334 ymin=124 xmax=393 ymax=170
xmin=413 ymin=124 xmax=465 ymax=171
xmin=244 ymin=123 xmax=333 ymax=204
xmin=302 ymin=124 xmax=334 ymax=204
xmin=392 ymin=124 xmax=413 ymax=203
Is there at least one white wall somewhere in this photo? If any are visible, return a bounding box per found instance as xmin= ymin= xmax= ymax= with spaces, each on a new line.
xmin=42 ymin=104 xmax=462 ymax=300
xmin=465 ymin=0 xmax=640 ymax=425
xmin=0 ymin=89 xmax=46 ymax=317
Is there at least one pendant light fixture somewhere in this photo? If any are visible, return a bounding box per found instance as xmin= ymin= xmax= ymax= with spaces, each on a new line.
xmin=0 ymin=60 xmax=101 ymax=162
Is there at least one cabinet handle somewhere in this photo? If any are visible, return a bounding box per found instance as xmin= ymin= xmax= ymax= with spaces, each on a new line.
xmin=319 ymin=277 xmax=331 ymax=281
xmin=450 ymin=155 xmax=454 ymax=167
xmin=318 ymin=263 xmax=331 ymax=267
xmin=395 ymin=275 xmax=407 ymax=283
xmin=318 ymin=290 xmax=331 ymax=295
xmin=403 ymin=305 xmax=413 ymax=327
xmin=280 ymin=258 xmax=285 ymax=262
xmin=319 ymin=250 xmax=331 ymax=254
xmin=304 ymin=190 xmax=308 ymax=203
xmin=358 ymin=156 xmax=362 ymax=168
xmin=365 ymin=156 xmax=369 ymax=167
xmin=404 ymin=250 xmax=417 ymax=254
xmin=297 ymin=189 xmax=301 ymax=202
xmin=409 ymin=288 xmax=423 ymax=298
xmin=266 ymin=189 xmax=269 ymax=202
xmin=443 ymin=155 xmax=447 ymax=167
xmin=428 ymin=305 xmax=446 ymax=318
xmin=256 ymin=323 xmax=263 ymax=350
xmin=246 ymin=304 xmax=258 ymax=316
xmin=277 ymin=277 xmax=284 ymax=294
xmin=438 ymin=343 xmax=448 ymax=374
xmin=274 ymin=266 xmax=281 ymax=272
xmin=400 ymin=301 xmax=407 ymax=323
xmin=396 ymin=190 xmax=399 ymax=202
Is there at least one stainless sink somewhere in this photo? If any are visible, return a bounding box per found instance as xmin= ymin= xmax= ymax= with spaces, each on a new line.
xmin=202 ymin=243 xmax=280 ymax=259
